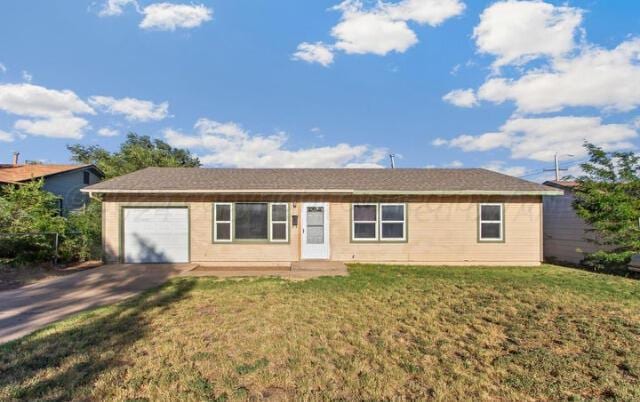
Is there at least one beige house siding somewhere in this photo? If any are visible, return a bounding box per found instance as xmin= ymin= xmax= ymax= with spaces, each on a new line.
xmin=102 ymin=194 xmax=543 ymax=266
xmin=543 ymin=193 xmax=601 ymax=265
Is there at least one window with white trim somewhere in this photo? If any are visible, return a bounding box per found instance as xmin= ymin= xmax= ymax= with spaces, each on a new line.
xmin=213 ymin=202 xmax=289 ymax=242
xmin=352 ymin=204 xmax=378 ymax=240
xmin=479 ymin=203 xmax=503 ymax=241
xmin=214 ymin=203 xmax=232 ymax=242
xmin=380 ymin=204 xmax=406 ymax=241
xmin=270 ymin=203 xmax=288 ymax=242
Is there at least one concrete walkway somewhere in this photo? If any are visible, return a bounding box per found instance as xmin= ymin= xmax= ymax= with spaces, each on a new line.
xmin=0 ymin=264 xmax=195 ymax=344
xmin=186 ymin=261 xmax=349 ymax=280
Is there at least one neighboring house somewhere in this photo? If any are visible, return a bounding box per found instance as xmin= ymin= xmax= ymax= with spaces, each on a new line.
xmin=0 ymin=153 xmax=104 ymax=213
xmin=542 ymin=180 xmax=602 ymax=265
xmin=82 ymin=168 xmax=561 ymax=266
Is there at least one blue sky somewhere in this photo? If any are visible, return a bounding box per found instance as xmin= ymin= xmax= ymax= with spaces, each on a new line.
xmin=0 ymin=0 xmax=639 ymax=181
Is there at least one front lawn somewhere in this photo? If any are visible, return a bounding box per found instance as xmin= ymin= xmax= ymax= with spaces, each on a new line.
xmin=1 ymin=265 xmax=639 ymax=400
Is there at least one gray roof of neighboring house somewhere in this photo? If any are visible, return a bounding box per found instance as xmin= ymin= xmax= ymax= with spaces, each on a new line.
xmin=82 ymin=167 xmax=562 ymax=195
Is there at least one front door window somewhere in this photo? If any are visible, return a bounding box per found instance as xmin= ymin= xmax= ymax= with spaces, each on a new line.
xmin=306 ymin=206 xmax=324 ymax=244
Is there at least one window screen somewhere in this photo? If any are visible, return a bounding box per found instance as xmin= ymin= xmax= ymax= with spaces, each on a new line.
xmin=271 ymin=203 xmax=288 ymax=241
xmin=235 ymin=203 xmax=268 ymax=240
xmin=352 ymin=204 xmax=377 ymax=240
xmin=380 ymin=204 xmax=405 ymax=240
xmin=479 ymin=204 xmax=503 ymax=241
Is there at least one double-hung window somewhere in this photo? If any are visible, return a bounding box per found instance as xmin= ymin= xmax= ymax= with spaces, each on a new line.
xmin=479 ymin=203 xmax=503 ymax=241
xmin=380 ymin=204 xmax=406 ymax=241
xmin=214 ymin=203 xmax=232 ymax=242
xmin=270 ymin=203 xmax=288 ymax=242
xmin=352 ymin=204 xmax=378 ymax=240
xmin=352 ymin=203 xmax=406 ymax=242
xmin=213 ymin=202 xmax=288 ymax=242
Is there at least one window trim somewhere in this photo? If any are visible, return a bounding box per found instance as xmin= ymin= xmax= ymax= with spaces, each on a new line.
xmin=213 ymin=202 xmax=233 ymax=243
xmin=352 ymin=203 xmax=378 ymax=241
xmin=212 ymin=202 xmax=290 ymax=244
xmin=379 ymin=203 xmax=406 ymax=242
xmin=478 ymin=203 xmax=504 ymax=242
xmin=269 ymin=203 xmax=289 ymax=243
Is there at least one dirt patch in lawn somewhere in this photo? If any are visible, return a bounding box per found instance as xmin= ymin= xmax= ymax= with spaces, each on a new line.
xmin=1 ymin=264 xmax=639 ymax=400
xmin=0 ymin=261 xmax=102 ymax=291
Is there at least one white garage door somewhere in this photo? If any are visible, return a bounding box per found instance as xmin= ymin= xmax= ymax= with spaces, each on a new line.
xmin=123 ymin=208 xmax=189 ymax=263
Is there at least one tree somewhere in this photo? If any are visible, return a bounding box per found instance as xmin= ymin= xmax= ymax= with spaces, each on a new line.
xmin=0 ymin=180 xmax=66 ymax=262
xmin=573 ymin=143 xmax=640 ymax=270
xmin=68 ymin=133 xmax=200 ymax=179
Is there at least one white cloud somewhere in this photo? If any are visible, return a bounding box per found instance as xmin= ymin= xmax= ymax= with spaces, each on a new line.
xmin=21 ymin=70 xmax=32 ymax=83
xmin=0 ymin=129 xmax=14 ymax=142
xmin=478 ymin=38 xmax=640 ymax=114
xmin=445 ymin=116 xmax=637 ymax=162
xmin=14 ymin=116 xmax=89 ymax=139
xmin=473 ymin=0 xmax=583 ymax=67
xmin=292 ymin=42 xmax=335 ymax=67
xmin=88 ymin=96 xmax=169 ymax=122
xmin=164 ymin=118 xmax=387 ymax=168
xmin=98 ymin=0 xmax=140 ymax=17
xmin=447 ymin=160 xmax=463 ymax=167
xmin=431 ymin=137 xmax=448 ymax=146
xmin=294 ymin=0 xmax=464 ymax=63
xmin=0 ymin=83 xmax=94 ymax=118
xmin=140 ymin=3 xmax=212 ymax=31
xmin=442 ymin=88 xmax=477 ymax=108
xmin=331 ymin=5 xmax=418 ymax=56
xmin=97 ymin=127 xmax=120 ymax=137
xmin=383 ymin=0 xmax=466 ymax=26
xmin=0 ymin=63 xmax=6 ymax=73
xmin=481 ymin=160 xmax=526 ymax=177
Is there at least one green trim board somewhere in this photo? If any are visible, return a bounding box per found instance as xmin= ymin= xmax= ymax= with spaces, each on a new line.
xmin=119 ymin=205 xmax=191 ymax=263
xmin=211 ymin=202 xmax=291 ymax=244
xmin=350 ymin=202 xmax=408 ymax=244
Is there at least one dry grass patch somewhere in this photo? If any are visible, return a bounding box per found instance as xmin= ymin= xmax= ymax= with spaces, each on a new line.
xmin=1 ymin=264 xmax=639 ymax=400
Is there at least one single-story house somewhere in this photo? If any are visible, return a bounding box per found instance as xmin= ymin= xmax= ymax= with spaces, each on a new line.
xmin=542 ymin=180 xmax=604 ymax=265
xmin=82 ymin=167 xmax=562 ymax=266
xmin=0 ymin=153 xmax=104 ymax=213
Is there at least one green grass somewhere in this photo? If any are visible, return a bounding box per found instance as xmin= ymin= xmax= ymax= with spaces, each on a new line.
xmin=1 ymin=264 xmax=639 ymax=400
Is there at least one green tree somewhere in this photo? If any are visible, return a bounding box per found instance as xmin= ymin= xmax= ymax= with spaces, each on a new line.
xmin=573 ymin=143 xmax=640 ymax=270
xmin=59 ymin=200 xmax=102 ymax=262
xmin=67 ymin=133 xmax=200 ymax=179
xmin=0 ymin=180 xmax=66 ymax=262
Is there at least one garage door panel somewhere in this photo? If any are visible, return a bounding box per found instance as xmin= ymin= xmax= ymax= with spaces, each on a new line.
xmin=123 ymin=208 xmax=189 ymax=263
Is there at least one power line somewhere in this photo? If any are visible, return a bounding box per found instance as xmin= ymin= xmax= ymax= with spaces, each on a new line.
xmin=518 ymin=158 xmax=589 ymax=179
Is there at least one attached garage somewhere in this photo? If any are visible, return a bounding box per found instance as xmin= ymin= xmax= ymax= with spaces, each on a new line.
xmin=122 ymin=207 xmax=189 ymax=263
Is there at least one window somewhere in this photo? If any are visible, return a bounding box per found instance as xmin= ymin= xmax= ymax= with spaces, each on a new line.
xmin=270 ymin=203 xmax=288 ymax=242
xmin=213 ymin=202 xmax=289 ymax=243
xmin=479 ymin=203 xmax=503 ymax=241
xmin=235 ymin=203 xmax=269 ymax=240
xmin=352 ymin=204 xmax=378 ymax=240
xmin=352 ymin=203 xmax=407 ymax=242
xmin=83 ymin=171 xmax=90 ymax=185
xmin=380 ymin=204 xmax=406 ymax=241
xmin=214 ymin=203 xmax=232 ymax=242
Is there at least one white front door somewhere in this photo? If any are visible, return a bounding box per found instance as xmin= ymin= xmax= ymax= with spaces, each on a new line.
xmin=301 ymin=203 xmax=330 ymax=259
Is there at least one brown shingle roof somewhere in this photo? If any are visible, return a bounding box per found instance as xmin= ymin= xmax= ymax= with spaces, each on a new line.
xmin=0 ymin=164 xmax=96 ymax=184
xmin=543 ymin=180 xmax=578 ymax=190
xmin=83 ymin=167 xmax=561 ymax=195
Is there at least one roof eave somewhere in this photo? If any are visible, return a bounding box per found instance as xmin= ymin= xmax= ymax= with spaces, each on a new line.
xmin=81 ymin=188 xmax=564 ymax=196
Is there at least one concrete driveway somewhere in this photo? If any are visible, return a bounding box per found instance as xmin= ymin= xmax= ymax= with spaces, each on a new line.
xmin=0 ymin=264 xmax=195 ymax=344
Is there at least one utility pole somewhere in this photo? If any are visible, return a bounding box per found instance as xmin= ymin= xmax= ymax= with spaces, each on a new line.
xmin=543 ymin=152 xmax=572 ymax=181
xmin=389 ymin=154 xmax=396 ymax=169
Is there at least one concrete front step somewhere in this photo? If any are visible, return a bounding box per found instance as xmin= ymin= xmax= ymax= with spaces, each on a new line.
xmin=291 ymin=260 xmax=347 ymax=271
xmin=193 ymin=265 xmax=292 ymax=272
